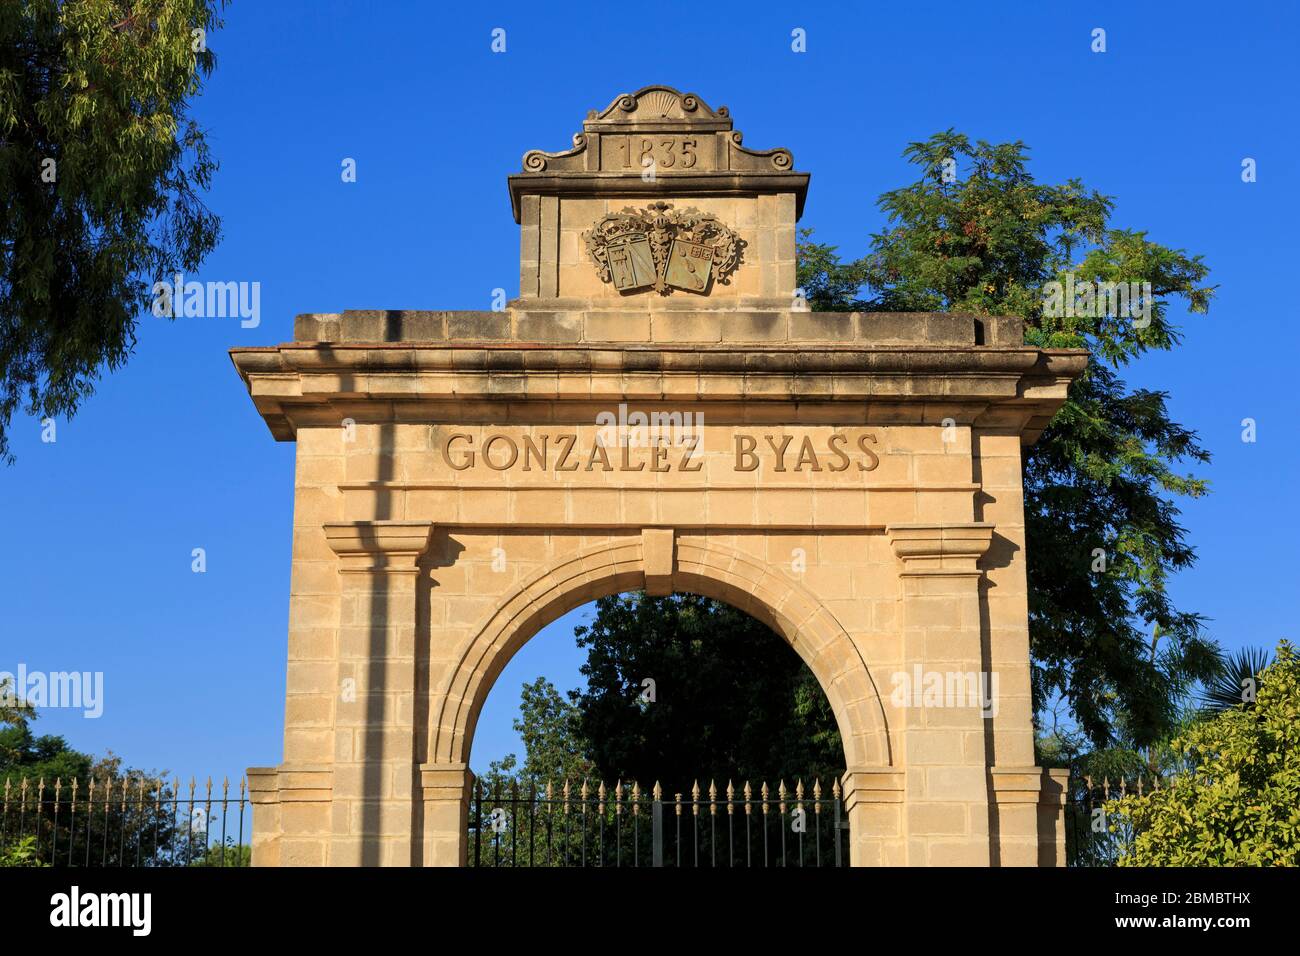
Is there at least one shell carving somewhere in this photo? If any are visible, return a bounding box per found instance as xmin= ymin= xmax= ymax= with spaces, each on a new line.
xmin=640 ymin=89 xmax=679 ymax=118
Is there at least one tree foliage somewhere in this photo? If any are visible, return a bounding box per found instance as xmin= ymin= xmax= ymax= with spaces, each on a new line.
xmin=473 ymin=595 xmax=845 ymax=865
xmin=1111 ymin=642 xmax=1300 ymax=866
xmin=1 ymin=680 xmax=190 ymax=865
xmin=481 ymin=676 xmax=595 ymax=789
xmin=570 ymin=593 xmax=844 ymax=789
xmin=1198 ymin=645 xmax=1274 ymax=716
xmin=0 ymin=0 xmax=224 ymax=462
xmin=0 ymin=836 xmax=46 ymax=866
xmin=799 ymin=130 xmax=1220 ymax=747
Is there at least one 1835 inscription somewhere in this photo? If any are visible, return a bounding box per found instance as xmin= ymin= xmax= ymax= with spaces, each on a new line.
xmin=604 ymin=135 xmax=702 ymax=171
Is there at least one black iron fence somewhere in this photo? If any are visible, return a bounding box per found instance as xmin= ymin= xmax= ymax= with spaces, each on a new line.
xmin=1064 ymin=775 xmax=1159 ymax=867
xmin=469 ymin=778 xmax=848 ymax=867
xmin=0 ymin=776 xmax=251 ymax=867
xmin=2 ymin=769 xmax=1146 ymax=868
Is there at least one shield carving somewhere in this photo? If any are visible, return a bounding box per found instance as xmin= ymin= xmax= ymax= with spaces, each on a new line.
xmin=665 ymin=238 xmax=714 ymax=293
xmin=606 ymin=235 xmax=655 ymax=291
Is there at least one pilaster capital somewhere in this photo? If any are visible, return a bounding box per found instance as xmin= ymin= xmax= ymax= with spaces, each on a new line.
xmin=840 ymin=766 xmax=904 ymax=809
xmin=419 ymin=762 xmax=474 ymax=803
xmin=989 ymin=766 xmax=1071 ymax=807
xmin=886 ymin=522 xmax=994 ymax=576
xmin=323 ymin=520 xmax=434 ymax=573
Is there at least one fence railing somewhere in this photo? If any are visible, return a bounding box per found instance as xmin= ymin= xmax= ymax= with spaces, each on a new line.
xmin=1064 ymin=774 xmax=1162 ymax=867
xmin=0 ymin=776 xmax=251 ymax=867
xmin=3 ymin=769 xmax=1147 ymax=868
xmin=469 ymin=777 xmax=847 ymax=867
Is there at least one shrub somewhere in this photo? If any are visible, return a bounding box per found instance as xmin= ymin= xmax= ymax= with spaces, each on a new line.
xmin=1111 ymin=641 xmax=1300 ymax=865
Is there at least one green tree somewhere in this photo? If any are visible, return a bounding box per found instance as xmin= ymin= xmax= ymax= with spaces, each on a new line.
xmin=1 ymin=676 xmax=94 ymax=781
xmin=188 ymin=839 xmax=250 ymax=866
xmin=1 ymin=682 xmax=184 ymax=865
xmin=0 ymin=835 xmax=46 ymax=866
xmin=1110 ymin=641 xmax=1300 ymax=866
xmin=571 ymin=592 xmax=843 ymax=790
xmin=477 ymin=676 xmax=595 ymax=792
xmin=1198 ymin=646 xmax=1274 ymax=716
xmin=800 ymin=130 xmax=1220 ymax=748
xmin=470 ymin=678 xmax=596 ymax=867
xmin=0 ymin=0 xmax=225 ymax=463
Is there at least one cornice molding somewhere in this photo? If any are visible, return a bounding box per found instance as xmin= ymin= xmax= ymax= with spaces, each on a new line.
xmin=230 ymin=343 xmax=1082 ymax=445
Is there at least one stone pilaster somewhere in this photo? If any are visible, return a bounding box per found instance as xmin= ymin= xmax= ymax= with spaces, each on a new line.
xmin=990 ymin=766 xmax=1071 ymax=866
xmin=841 ymin=767 xmax=905 ymax=866
xmin=324 ymin=520 xmax=433 ymax=866
xmin=887 ymin=523 xmax=994 ymax=866
xmin=420 ymin=763 xmax=474 ymax=867
xmin=246 ymin=767 xmax=281 ymax=867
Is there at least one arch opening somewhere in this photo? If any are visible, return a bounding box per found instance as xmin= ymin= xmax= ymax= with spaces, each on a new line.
xmin=427 ymin=537 xmax=892 ymax=776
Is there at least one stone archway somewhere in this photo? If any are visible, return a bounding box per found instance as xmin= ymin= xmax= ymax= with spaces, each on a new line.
xmin=432 ymin=536 xmax=890 ymax=770
xmin=233 ymin=85 xmax=1085 ymax=867
xmin=421 ymin=533 xmax=895 ymax=866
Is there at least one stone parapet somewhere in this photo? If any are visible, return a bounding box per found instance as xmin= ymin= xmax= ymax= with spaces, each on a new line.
xmin=291 ymin=308 xmax=1025 ymax=349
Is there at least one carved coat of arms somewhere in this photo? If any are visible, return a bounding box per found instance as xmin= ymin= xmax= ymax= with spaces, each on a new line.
xmin=582 ymin=202 xmax=743 ymax=295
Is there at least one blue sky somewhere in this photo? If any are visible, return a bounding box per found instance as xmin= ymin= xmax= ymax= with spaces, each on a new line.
xmin=2 ymin=0 xmax=1297 ymax=788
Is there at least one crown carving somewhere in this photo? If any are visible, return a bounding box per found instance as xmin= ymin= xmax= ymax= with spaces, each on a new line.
xmin=517 ymin=85 xmax=795 ymax=175
xmin=507 ymin=86 xmax=809 ymax=224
